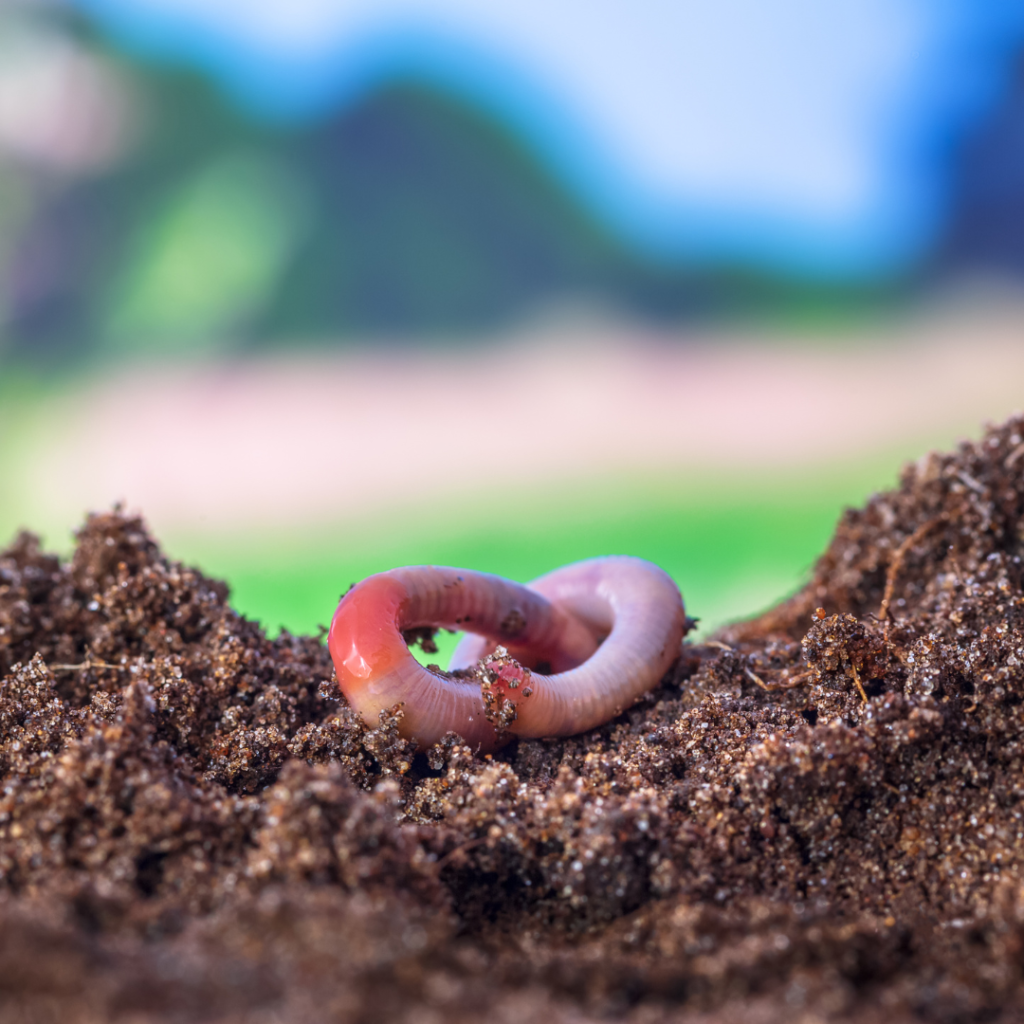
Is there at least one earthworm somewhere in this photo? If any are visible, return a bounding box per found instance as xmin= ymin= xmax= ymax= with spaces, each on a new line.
xmin=327 ymin=557 xmax=686 ymax=752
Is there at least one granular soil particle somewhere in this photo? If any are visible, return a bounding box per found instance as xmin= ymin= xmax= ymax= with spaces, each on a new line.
xmin=3 ymin=419 xmax=1024 ymax=1022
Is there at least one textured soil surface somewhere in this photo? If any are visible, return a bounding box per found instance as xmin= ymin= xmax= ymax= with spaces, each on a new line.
xmin=3 ymin=417 xmax=1024 ymax=1022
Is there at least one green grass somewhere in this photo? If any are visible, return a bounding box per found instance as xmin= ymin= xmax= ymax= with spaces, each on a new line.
xmin=0 ymin=368 xmax=52 ymax=542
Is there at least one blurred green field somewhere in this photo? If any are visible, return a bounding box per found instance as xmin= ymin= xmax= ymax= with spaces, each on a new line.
xmin=0 ymin=368 xmax=932 ymax=662
xmin=167 ymin=462 xmax=897 ymax=663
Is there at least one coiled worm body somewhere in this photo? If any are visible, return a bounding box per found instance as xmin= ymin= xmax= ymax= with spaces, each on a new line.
xmin=327 ymin=557 xmax=686 ymax=752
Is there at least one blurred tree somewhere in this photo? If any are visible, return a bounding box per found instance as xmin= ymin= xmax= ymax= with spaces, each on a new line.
xmin=0 ymin=4 xmax=911 ymax=366
xmin=935 ymin=52 xmax=1024 ymax=279
xmin=105 ymin=153 xmax=309 ymax=352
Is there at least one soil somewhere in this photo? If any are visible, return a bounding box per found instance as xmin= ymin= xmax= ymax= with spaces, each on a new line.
xmin=2 ymin=417 xmax=1024 ymax=1022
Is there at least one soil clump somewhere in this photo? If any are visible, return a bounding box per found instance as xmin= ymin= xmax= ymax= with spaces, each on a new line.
xmin=3 ymin=417 xmax=1024 ymax=1021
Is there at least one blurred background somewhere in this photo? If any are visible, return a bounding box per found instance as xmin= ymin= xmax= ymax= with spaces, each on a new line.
xmin=1 ymin=0 xmax=1023 ymax=655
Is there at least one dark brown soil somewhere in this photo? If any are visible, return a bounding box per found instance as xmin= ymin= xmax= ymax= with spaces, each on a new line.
xmin=3 ymin=417 xmax=1024 ymax=1022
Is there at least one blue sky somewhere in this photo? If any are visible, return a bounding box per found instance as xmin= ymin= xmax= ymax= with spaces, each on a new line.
xmin=73 ymin=0 xmax=1024 ymax=279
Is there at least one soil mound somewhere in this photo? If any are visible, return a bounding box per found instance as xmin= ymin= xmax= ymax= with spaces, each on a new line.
xmin=2 ymin=416 xmax=1024 ymax=1022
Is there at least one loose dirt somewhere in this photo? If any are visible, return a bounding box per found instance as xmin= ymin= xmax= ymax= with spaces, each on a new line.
xmin=3 ymin=415 xmax=1024 ymax=1022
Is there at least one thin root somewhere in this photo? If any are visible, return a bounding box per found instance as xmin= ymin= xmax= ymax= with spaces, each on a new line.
xmin=49 ymin=661 xmax=123 ymax=672
xmin=879 ymin=516 xmax=944 ymax=641
xmin=850 ymin=663 xmax=869 ymax=704
xmin=434 ymin=837 xmax=487 ymax=872
xmin=1005 ymin=440 xmax=1024 ymax=469
xmin=705 ymin=640 xmax=734 ymax=652
xmin=745 ymin=667 xmax=811 ymax=692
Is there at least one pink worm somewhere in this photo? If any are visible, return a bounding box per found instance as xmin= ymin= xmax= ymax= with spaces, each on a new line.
xmin=327 ymin=557 xmax=686 ymax=752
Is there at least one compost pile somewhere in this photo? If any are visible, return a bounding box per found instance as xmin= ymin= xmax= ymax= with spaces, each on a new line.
xmin=3 ymin=418 xmax=1024 ymax=1023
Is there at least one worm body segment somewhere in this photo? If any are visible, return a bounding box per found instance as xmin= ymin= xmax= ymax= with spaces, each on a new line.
xmin=328 ymin=557 xmax=686 ymax=752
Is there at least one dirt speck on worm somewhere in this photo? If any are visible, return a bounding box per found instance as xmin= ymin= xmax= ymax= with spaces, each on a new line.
xmin=3 ymin=415 xmax=1024 ymax=1021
